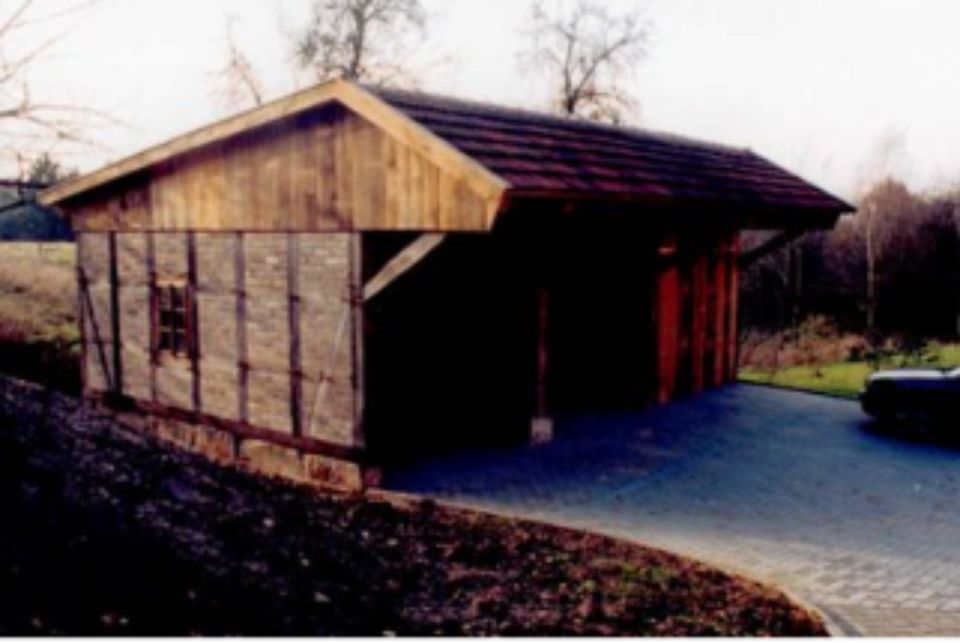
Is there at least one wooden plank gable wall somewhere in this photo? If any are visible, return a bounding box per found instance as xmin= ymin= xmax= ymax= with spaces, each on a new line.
xmin=66 ymin=104 xmax=495 ymax=233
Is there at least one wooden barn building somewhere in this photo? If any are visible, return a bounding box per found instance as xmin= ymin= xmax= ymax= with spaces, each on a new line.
xmin=41 ymin=80 xmax=851 ymax=490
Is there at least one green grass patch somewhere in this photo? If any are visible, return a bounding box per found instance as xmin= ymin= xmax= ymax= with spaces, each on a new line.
xmin=740 ymin=342 xmax=960 ymax=398
xmin=0 ymin=242 xmax=80 ymax=391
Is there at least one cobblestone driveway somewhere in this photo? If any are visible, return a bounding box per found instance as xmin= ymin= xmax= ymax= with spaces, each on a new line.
xmin=383 ymin=385 xmax=960 ymax=636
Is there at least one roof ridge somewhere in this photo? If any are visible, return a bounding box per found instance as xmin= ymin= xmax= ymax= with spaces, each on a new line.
xmin=365 ymin=84 xmax=753 ymax=157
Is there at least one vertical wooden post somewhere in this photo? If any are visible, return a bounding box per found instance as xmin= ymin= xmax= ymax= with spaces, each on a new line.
xmin=235 ymin=232 xmax=249 ymax=425
xmin=712 ymin=236 xmax=729 ymax=387
xmin=146 ymin=232 xmax=159 ymax=403
xmin=107 ymin=232 xmax=124 ymax=397
xmin=287 ymin=233 xmax=303 ymax=437
xmin=656 ymin=235 xmax=680 ymax=404
xmin=186 ymin=231 xmax=201 ymax=413
xmin=348 ymin=233 xmax=366 ymax=447
xmin=536 ymin=288 xmax=549 ymax=416
xmin=531 ymin=286 xmax=553 ymax=444
xmin=726 ymin=233 xmax=741 ymax=383
xmin=75 ymin=234 xmax=88 ymax=395
xmin=79 ymin=245 xmax=112 ymax=394
xmin=690 ymin=250 xmax=709 ymax=393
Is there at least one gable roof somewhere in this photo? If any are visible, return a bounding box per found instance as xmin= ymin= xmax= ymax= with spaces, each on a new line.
xmin=41 ymin=80 xmax=852 ymax=221
xmin=372 ymin=86 xmax=852 ymax=215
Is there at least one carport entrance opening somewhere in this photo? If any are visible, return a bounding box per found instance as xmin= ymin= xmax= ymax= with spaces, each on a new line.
xmin=362 ymin=213 xmax=662 ymax=462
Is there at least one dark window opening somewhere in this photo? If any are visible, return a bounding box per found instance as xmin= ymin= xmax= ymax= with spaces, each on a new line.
xmin=154 ymin=283 xmax=194 ymax=359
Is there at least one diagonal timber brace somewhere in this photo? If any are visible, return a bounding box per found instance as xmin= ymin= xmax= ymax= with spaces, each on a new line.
xmin=363 ymin=234 xmax=447 ymax=302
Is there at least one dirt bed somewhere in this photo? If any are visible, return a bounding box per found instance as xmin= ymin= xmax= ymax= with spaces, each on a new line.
xmin=0 ymin=377 xmax=825 ymax=636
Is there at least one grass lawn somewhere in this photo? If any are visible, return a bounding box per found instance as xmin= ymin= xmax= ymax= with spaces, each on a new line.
xmin=0 ymin=242 xmax=79 ymax=391
xmin=740 ymin=342 xmax=960 ymax=398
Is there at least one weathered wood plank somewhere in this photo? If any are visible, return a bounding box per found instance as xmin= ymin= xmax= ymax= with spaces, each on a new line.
xmin=76 ymin=235 xmax=89 ymax=394
xmin=690 ymin=251 xmax=709 ymax=393
xmin=348 ymin=234 xmax=365 ymax=447
xmin=187 ymin=231 xmax=201 ymax=412
xmin=656 ymin=235 xmax=680 ymax=403
xmin=712 ymin=238 xmax=729 ymax=387
xmin=287 ymin=233 xmax=303 ymax=437
xmin=235 ymin=232 xmax=249 ymax=424
xmin=146 ymin=232 xmax=159 ymax=402
xmin=108 ymin=232 xmax=124 ymax=396
xmin=727 ymin=233 xmax=741 ymax=382
xmin=95 ymin=393 xmax=369 ymax=464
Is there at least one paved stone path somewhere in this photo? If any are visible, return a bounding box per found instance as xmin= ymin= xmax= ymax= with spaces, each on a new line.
xmin=383 ymin=385 xmax=960 ymax=636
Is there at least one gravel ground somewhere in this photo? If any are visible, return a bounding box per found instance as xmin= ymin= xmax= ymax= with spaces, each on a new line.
xmin=0 ymin=377 xmax=825 ymax=636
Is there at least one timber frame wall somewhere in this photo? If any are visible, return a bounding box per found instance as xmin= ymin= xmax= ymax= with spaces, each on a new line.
xmin=78 ymin=230 xmax=363 ymax=459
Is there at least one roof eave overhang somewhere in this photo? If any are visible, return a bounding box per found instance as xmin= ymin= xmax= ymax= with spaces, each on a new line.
xmin=501 ymin=188 xmax=852 ymax=231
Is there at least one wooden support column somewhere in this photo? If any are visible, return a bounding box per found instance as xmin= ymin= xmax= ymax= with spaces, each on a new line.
xmin=235 ymin=232 xmax=249 ymax=425
xmin=690 ymin=251 xmax=709 ymax=393
xmin=287 ymin=233 xmax=303 ymax=437
xmin=349 ymin=233 xmax=366 ymax=448
xmin=75 ymin=235 xmax=89 ymax=395
xmin=726 ymin=233 xmax=741 ymax=383
xmin=107 ymin=232 xmax=124 ymax=397
xmin=186 ymin=231 xmax=201 ymax=413
xmin=712 ymin=237 xmax=729 ymax=387
xmin=656 ymin=236 xmax=680 ymax=404
xmin=146 ymin=232 xmax=159 ymax=403
xmin=531 ymin=286 xmax=553 ymax=444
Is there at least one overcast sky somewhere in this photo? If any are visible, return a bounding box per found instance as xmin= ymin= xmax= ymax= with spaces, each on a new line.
xmin=14 ymin=0 xmax=960 ymax=200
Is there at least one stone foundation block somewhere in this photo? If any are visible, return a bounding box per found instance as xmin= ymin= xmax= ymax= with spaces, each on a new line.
xmin=304 ymin=453 xmax=378 ymax=491
xmin=531 ymin=417 xmax=554 ymax=445
xmin=238 ymin=439 xmax=309 ymax=483
xmin=150 ymin=417 xmax=236 ymax=465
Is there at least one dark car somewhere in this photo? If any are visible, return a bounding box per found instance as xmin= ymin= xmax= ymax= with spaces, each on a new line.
xmin=860 ymin=367 xmax=960 ymax=425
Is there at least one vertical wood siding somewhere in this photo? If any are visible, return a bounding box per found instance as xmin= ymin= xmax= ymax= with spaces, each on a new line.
xmin=68 ymin=106 xmax=493 ymax=234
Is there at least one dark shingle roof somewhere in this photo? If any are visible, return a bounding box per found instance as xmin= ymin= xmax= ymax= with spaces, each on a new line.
xmin=372 ymin=86 xmax=852 ymax=214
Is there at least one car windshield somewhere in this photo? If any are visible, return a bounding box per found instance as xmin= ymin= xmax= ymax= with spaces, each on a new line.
xmin=949 ymin=367 xmax=960 ymax=379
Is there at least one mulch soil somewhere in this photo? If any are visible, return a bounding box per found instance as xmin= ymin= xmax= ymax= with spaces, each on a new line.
xmin=0 ymin=377 xmax=826 ymax=636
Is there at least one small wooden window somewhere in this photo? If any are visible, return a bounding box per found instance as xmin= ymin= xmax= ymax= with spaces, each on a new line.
xmin=153 ymin=282 xmax=194 ymax=359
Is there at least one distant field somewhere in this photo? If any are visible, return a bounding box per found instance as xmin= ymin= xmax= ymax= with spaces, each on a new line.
xmin=740 ymin=342 xmax=960 ymax=398
xmin=0 ymin=242 xmax=79 ymax=391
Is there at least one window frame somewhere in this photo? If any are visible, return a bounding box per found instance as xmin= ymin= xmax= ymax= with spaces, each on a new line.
xmin=151 ymin=279 xmax=195 ymax=362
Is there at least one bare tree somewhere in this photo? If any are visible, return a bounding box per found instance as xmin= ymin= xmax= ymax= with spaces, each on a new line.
xmin=213 ymin=16 xmax=265 ymax=110
xmin=294 ymin=0 xmax=426 ymax=85
xmin=0 ymin=0 xmax=106 ymax=169
xmin=522 ymin=0 xmax=651 ymax=123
